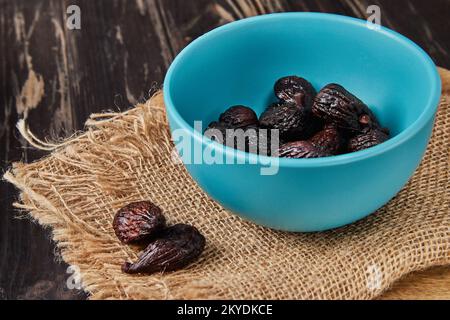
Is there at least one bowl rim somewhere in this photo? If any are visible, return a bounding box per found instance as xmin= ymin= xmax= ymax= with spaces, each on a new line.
xmin=163 ymin=12 xmax=441 ymax=168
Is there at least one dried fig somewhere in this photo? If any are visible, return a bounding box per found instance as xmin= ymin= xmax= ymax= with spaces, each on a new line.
xmin=242 ymin=125 xmax=280 ymax=156
xmin=310 ymin=124 xmax=343 ymax=155
xmin=122 ymin=224 xmax=205 ymax=274
xmin=278 ymin=140 xmax=330 ymax=159
xmin=218 ymin=105 xmax=258 ymax=128
xmin=113 ymin=201 xmax=166 ymax=244
xmin=225 ymin=124 xmax=269 ymax=155
xmin=347 ymin=128 xmax=390 ymax=152
xmin=204 ymin=121 xmax=227 ymax=144
xmin=274 ymin=76 xmax=316 ymax=109
xmin=205 ymin=123 xmax=269 ymax=155
xmin=312 ymin=84 xmax=380 ymax=132
xmin=259 ymin=102 xmax=310 ymax=140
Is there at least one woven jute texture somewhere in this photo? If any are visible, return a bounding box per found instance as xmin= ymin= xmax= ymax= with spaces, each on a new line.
xmin=4 ymin=70 xmax=450 ymax=300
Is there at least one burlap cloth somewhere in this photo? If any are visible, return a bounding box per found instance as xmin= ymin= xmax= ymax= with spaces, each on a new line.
xmin=4 ymin=69 xmax=450 ymax=300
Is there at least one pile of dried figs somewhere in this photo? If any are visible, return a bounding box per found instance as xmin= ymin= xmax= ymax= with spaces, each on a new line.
xmin=113 ymin=201 xmax=205 ymax=274
xmin=205 ymin=76 xmax=390 ymax=158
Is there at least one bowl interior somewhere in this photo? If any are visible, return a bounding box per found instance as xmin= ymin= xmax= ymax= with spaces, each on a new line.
xmin=168 ymin=13 xmax=437 ymax=140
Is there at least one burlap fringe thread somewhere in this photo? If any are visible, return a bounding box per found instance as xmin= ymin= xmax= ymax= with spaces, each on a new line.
xmin=3 ymin=70 xmax=450 ymax=300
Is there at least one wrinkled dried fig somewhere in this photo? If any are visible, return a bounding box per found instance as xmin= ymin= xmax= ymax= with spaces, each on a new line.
xmin=347 ymin=128 xmax=390 ymax=152
xmin=310 ymin=124 xmax=343 ymax=155
xmin=113 ymin=201 xmax=166 ymax=244
xmin=274 ymin=76 xmax=316 ymax=109
xmin=204 ymin=121 xmax=227 ymax=144
xmin=312 ymin=84 xmax=380 ymax=132
xmin=122 ymin=224 xmax=205 ymax=274
xmin=278 ymin=140 xmax=330 ymax=158
xmin=232 ymin=125 xmax=276 ymax=155
xmin=205 ymin=123 xmax=276 ymax=155
xmin=259 ymin=102 xmax=310 ymax=140
xmin=218 ymin=105 xmax=258 ymax=128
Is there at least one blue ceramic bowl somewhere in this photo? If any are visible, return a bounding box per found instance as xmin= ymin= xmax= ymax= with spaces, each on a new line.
xmin=163 ymin=13 xmax=441 ymax=232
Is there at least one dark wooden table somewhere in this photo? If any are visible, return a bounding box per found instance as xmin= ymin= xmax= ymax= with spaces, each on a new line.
xmin=1 ymin=0 xmax=449 ymax=300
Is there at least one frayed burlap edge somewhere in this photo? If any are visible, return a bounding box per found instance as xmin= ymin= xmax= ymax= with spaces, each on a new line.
xmin=3 ymin=69 xmax=450 ymax=300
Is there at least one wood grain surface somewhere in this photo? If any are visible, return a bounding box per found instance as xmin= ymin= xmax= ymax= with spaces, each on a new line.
xmin=0 ymin=0 xmax=449 ymax=300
